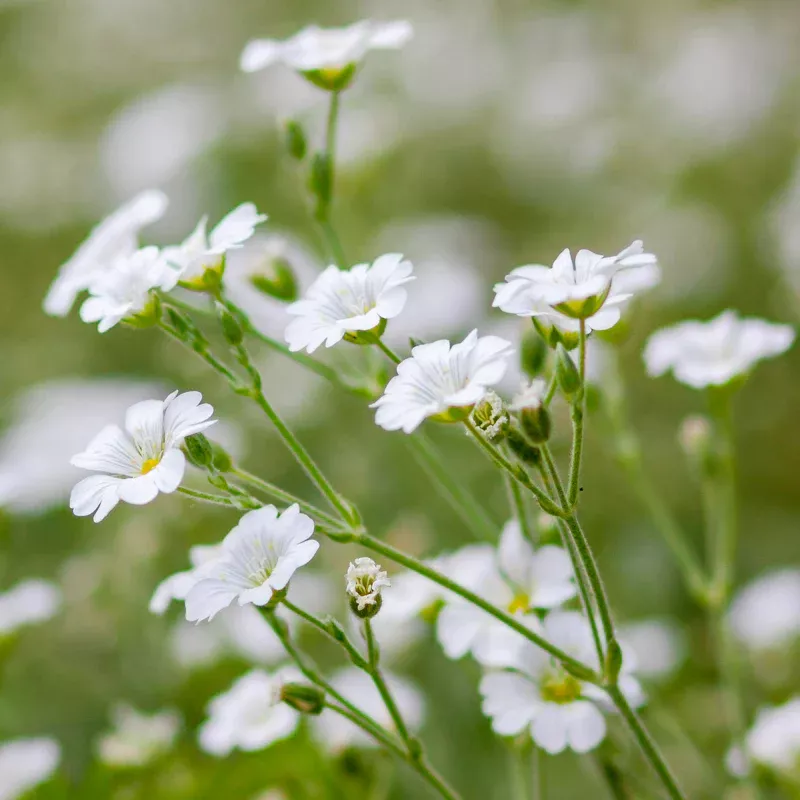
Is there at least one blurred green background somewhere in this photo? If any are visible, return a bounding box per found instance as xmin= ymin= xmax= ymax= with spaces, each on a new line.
xmin=1 ymin=0 xmax=799 ymax=797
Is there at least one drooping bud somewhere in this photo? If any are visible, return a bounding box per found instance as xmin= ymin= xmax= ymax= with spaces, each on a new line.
xmin=183 ymin=433 xmax=214 ymax=469
xmin=346 ymin=557 xmax=390 ymax=619
xmin=281 ymin=682 xmax=325 ymax=715
xmin=511 ymin=380 xmax=551 ymax=444
xmin=249 ymin=257 xmax=299 ymax=303
xmin=506 ymin=427 xmax=541 ymax=467
xmin=283 ymin=118 xmax=307 ymax=161
xmin=216 ymin=303 xmax=244 ymax=346
xmin=520 ymin=328 xmax=549 ymax=377
xmin=556 ymin=344 xmax=582 ymax=397
xmin=470 ymin=391 xmax=509 ymax=443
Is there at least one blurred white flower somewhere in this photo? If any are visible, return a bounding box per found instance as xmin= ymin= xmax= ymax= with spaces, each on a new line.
xmin=79 ymin=246 xmax=176 ymax=332
xmin=149 ymin=544 xmax=224 ymax=614
xmin=479 ymin=611 xmax=642 ymax=754
xmin=199 ymin=667 xmax=300 ymax=756
xmin=372 ymin=330 xmax=514 ymax=433
xmin=0 ymin=738 xmax=60 ymax=800
xmin=345 ymin=557 xmax=391 ymax=611
xmin=618 ymin=618 xmax=687 ymax=681
xmin=313 ymin=667 xmax=424 ymax=751
xmin=436 ymin=522 xmax=576 ymax=666
xmin=185 ymin=505 xmax=318 ymax=622
xmin=729 ymin=568 xmax=800 ymax=652
xmin=730 ymin=698 xmax=800 ymax=781
xmin=240 ymin=20 xmax=412 ymax=80
xmin=0 ymin=379 xmax=161 ymax=514
xmin=96 ymin=705 xmax=180 ymax=768
xmin=70 ymin=390 xmax=215 ymax=522
xmin=644 ymin=311 xmax=795 ymax=389
xmin=493 ymin=241 xmax=659 ymax=332
xmin=510 ymin=379 xmax=547 ymax=412
xmin=163 ymin=204 xmax=267 ymax=289
xmin=0 ymin=580 xmax=61 ymax=637
xmin=285 ymin=254 xmax=414 ymax=353
xmin=44 ymin=190 xmax=167 ymax=317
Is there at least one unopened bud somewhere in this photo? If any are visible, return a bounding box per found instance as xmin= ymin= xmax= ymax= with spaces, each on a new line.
xmin=533 ymin=318 xmax=580 ymax=351
xmin=183 ymin=433 xmax=214 ymax=469
xmin=250 ymin=258 xmax=298 ymax=303
xmin=556 ymin=345 xmax=582 ymax=396
xmin=283 ymin=119 xmax=307 ymax=161
xmin=521 ymin=328 xmax=549 ymax=377
xmin=216 ymin=303 xmax=244 ymax=346
xmin=511 ymin=380 xmax=551 ymax=444
xmin=506 ymin=427 xmax=541 ymax=467
xmin=470 ymin=392 xmax=508 ymax=443
xmin=309 ymin=153 xmax=332 ymax=214
xmin=281 ymin=682 xmax=325 ymax=715
xmin=165 ymin=307 xmax=190 ymax=339
xmin=211 ymin=442 xmax=233 ymax=473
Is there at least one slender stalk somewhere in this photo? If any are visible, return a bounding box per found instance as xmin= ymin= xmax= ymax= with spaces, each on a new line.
xmin=509 ymin=744 xmax=530 ymax=800
xmin=567 ymin=321 xmax=587 ymax=507
xmin=324 ymin=701 xmax=407 ymax=758
xmin=407 ymin=434 xmax=496 ymax=542
xmin=158 ymin=319 xmax=241 ymax=386
xmin=317 ymin=91 xmax=347 ymax=268
xmin=607 ymin=686 xmax=687 ymax=800
xmin=532 ymin=745 xmax=544 ymax=800
xmin=506 ymin=474 xmax=534 ymax=544
xmin=176 ymin=486 xmax=236 ymax=507
xmin=543 ymin=373 xmax=558 ymax=406
xmin=374 ymin=338 xmax=402 ymax=365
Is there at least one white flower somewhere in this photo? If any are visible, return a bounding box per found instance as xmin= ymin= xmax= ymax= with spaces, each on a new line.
xmin=436 ymin=522 xmax=576 ymax=667
xmin=618 ymin=618 xmax=687 ymax=681
xmin=79 ymin=246 xmax=176 ymax=332
xmin=199 ymin=667 xmax=300 ymax=756
xmin=96 ymin=705 xmax=180 ymax=768
xmin=0 ymin=738 xmax=60 ymax=800
xmin=493 ymin=240 xmax=659 ymax=332
xmin=372 ymin=330 xmax=515 ymax=433
xmin=644 ymin=311 xmax=795 ymax=389
xmin=44 ymin=190 xmax=167 ymax=317
xmin=734 ymin=698 xmax=800 ymax=780
xmin=284 ymin=254 xmax=414 ymax=353
xmin=149 ymin=545 xmax=223 ymax=614
xmin=69 ymin=390 xmax=216 ymax=522
xmin=313 ymin=667 xmax=424 ymax=752
xmin=479 ymin=611 xmax=643 ymax=754
xmin=184 ymin=504 xmax=318 ymax=622
xmin=345 ymin=557 xmax=391 ymax=611
xmin=0 ymin=580 xmax=61 ymax=637
xmin=240 ymin=20 xmax=412 ymax=82
xmin=510 ymin=378 xmax=547 ymax=411
xmin=163 ymin=203 xmax=267 ymax=288
xmin=729 ymin=568 xmax=800 ymax=652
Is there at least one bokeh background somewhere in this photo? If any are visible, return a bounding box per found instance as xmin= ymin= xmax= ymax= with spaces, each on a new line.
xmin=1 ymin=0 xmax=799 ymax=797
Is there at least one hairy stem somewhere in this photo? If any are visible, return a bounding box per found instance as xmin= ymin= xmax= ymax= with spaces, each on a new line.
xmin=567 ymin=321 xmax=586 ymax=507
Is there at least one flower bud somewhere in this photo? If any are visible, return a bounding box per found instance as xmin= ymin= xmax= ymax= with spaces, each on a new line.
xmin=309 ymin=152 xmax=332 ymax=214
xmin=283 ymin=118 xmax=307 ymax=161
xmin=183 ymin=433 xmax=214 ymax=469
xmin=470 ymin=392 xmax=508 ymax=443
xmin=506 ymin=427 xmax=541 ymax=467
xmin=521 ymin=328 xmax=549 ymax=377
xmin=211 ymin=442 xmax=233 ymax=473
xmin=346 ymin=557 xmax=390 ymax=618
xmin=349 ymin=593 xmax=382 ymax=619
xmin=216 ymin=303 xmax=244 ymax=346
xmin=164 ymin=307 xmax=190 ymax=340
xmin=280 ymin=682 xmax=325 ymax=715
xmin=511 ymin=380 xmax=550 ymax=444
xmin=556 ymin=344 xmax=582 ymax=397
xmin=249 ymin=258 xmax=299 ymax=303
xmin=533 ymin=318 xmax=580 ymax=351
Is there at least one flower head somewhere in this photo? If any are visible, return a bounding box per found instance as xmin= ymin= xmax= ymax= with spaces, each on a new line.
xmin=184 ymin=504 xmax=318 ymax=622
xmin=70 ymin=390 xmax=216 ymax=522
xmin=644 ymin=311 xmax=795 ymax=389
xmin=285 ymin=254 xmax=414 ymax=353
xmin=372 ymin=330 xmax=515 ymax=433
xmin=0 ymin=738 xmax=60 ymax=800
xmin=346 ymin=557 xmax=391 ymax=613
xmin=493 ymin=240 xmax=659 ymax=332
xmin=240 ymin=20 xmax=412 ymax=90
xmin=79 ymin=246 xmax=176 ymax=332
xmin=163 ymin=203 xmax=267 ymax=290
xmin=0 ymin=580 xmax=61 ymax=637
xmin=199 ymin=667 xmax=301 ymax=756
xmin=149 ymin=544 xmax=224 ymax=615
xmin=470 ymin=391 xmax=508 ymax=443
xmin=44 ymin=190 xmax=167 ymax=317
xmin=479 ymin=611 xmax=643 ymax=754
xmin=733 ymin=698 xmax=800 ymax=782
xmin=96 ymin=705 xmax=180 ymax=768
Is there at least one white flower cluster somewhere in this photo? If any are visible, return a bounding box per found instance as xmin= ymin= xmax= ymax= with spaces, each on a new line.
xmin=96 ymin=705 xmax=181 ymax=768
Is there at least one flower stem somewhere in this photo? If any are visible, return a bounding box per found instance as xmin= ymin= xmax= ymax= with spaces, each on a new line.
xmin=176 ymin=486 xmax=236 ymax=507
xmin=567 ymin=321 xmax=586 ymax=507
xmin=506 ymin=474 xmax=534 ymax=545
xmin=317 ymin=91 xmax=347 ymax=268
xmin=606 ymin=686 xmax=687 ymax=800
xmin=374 ymin=338 xmax=402 ymax=365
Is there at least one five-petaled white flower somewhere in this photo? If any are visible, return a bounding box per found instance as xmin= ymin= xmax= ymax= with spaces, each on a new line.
xmin=479 ymin=611 xmax=643 ymax=755
xmin=0 ymin=580 xmax=61 ymax=637
xmin=437 ymin=521 xmax=577 ymax=667
xmin=284 ymin=254 xmax=414 ymax=353
xmin=345 ymin=557 xmax=391 ymax=611
xmin=69 ymin=390 xmax=216 ymax=522
xmin=96 ymin=705 xmax=180 ymax=768
xmin=240 ymin=20 xmax=412 ymax=90
xmin=371 ymin=329 xmax=514 ymax=433
xmin=199 ymin=667 xmax=301 ymax=756
xmin=0 ymin=738 xmax=60 ymax=800
xmin=79 ymin=246 xmax=177 ymax=333
xmin=44 ymin=190 xmax=168 ymax=317
xmin=644 ymin=310 xmax=795 ymax=389
xmin=184 ymin=504 xmax=319 ymax=622
xmin=493 ymin=240 xmax=659 ymax=332
xmin=163 ymin=203 xmax=267 ymax=289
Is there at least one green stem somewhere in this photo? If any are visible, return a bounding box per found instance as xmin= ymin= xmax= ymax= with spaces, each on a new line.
xmin=374 ymin=338 xmax=402 ymax=365
xmin=509 ymin=743 xmax=530 ymax=800
xmin=176 ymin=486 xmax=236 ymax=507
xmin=318 ymin=91 xmax=347 ymax=268
xmin=406 ymin=434 xmax=496 ymax=542
xmin=606 ymin=686 xmax=687 ymax=800
xmin=158 ymin=319 xmax=241 ymax=386
xmin=324 ymin=701 xmax=407 ymax=759
xmin=567 ymin=321 xmax=586 ymax=507
xmin=543 ymin=373 xmax=558 ymax=406
xmin=506 ymin=474 xmax=534 ymax=545
xmin=532 ymin=745 xmax=544 ymax=800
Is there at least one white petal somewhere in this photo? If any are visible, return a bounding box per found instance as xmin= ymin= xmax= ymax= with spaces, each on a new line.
xmin=117 ymin=473 xmax=159 ymax=505
xmin=151 ymin=449 xmax=185 ymax=493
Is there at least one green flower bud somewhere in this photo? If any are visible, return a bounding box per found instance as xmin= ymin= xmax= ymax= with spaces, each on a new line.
xmin=281 ymin=682 xmax=325 ymax=715
xmin=506 ymin=427 xmax=541 ymax=467
xmin=349 ymin=593 xmax=382 ymax=619
xmin=216 ymin=303 xmax=244 ymax=346
xmin=533 ymin=318 xmax=580 ymax=351
xmin=183 ymin=433 xmax=214 ymax=469
xmin=521 ymin=328 xmax=549 ymax=377
xmin=309 ymin=152 xmax=332 ymax=214
xmin=511 ymin=380 xmax=550 ymax=444
xmin=556 ymin=345 xmax=582 ymax=396
xmin=211 ymin=442 xmax=233 ymax=473
xmin=283 ymin=118 xmax=307 ymax=161
xmin=249 ymin=258 xmax=299 ymax=303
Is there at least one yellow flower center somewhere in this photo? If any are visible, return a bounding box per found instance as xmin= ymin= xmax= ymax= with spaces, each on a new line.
xmin=540 ymin=673 xmax=582 ymax=705
xmin=140 ymin=458 xmax=160 ymax=475
xmin=507 ymin=593 xmax=530 ymax=614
